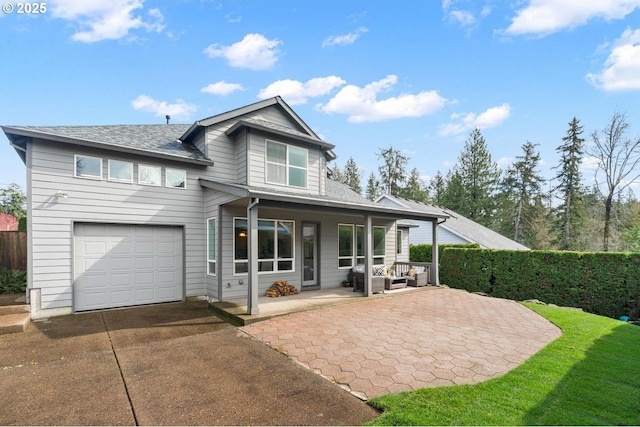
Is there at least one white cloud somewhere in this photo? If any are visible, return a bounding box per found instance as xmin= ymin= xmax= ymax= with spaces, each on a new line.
xmin=438 ymin=103 xmax=511 ymax=136
xmin=50 ymin=0 xmax=164 ymax=43
xmin=225 ymin=12 xmax=241 ymax=23
xmin=131 ymin=95 xmax=197 ymax=120
xmin=448 ymin=10 xmax=476 ymax=27
xmin=258 ymin=76 xmax=346 ymax=105
xmin=322 ymin=27 xmax=368 ymax=47
xmin=587 ymin=28 xmax=640 ymax=91
xmin=201 ymin=81 xmax=245 ymax=96
xmin=203 ymin=33 xmax=281 ymax=70
xmin=317 ymin=75 xmax=448 ymax=123
xmin=503 ymin=0 xmax=640 ymax=37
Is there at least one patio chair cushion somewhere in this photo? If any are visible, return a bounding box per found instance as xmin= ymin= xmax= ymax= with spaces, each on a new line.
xmin=414 ymin=266 xmax=425 ymax=274
xmin=372 ymin=265 xmax=386 ymax=276
xmin=406 ymin=268 xmax=415 ymax=277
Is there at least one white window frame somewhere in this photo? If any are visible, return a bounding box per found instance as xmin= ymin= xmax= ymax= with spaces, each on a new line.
xmin=397 ymin=229 xmax=403 ymax=255
xmin=166 ymin=168 xmax=187 ymax=189
xmin=207 ymin=217 xmax=216 ymax=276
xmin=265 ymin=140 xmax=308 ymax=189
xmin=233 ymin=217 xmax=295 ymax=276
xmin=339 ymin=224 xmax=386 ymax=267
xmin=74 ymin=154 xmax=102 ymax=180
xmin=373 ymin=226 xmax=386 ymax=265
xmin=338 ymin=224 xmax=355 ymax=269
xmin=107 ymin=159 xmax=133 ymax=183
xmin=138 ymin=164 xmax=162 ymax=186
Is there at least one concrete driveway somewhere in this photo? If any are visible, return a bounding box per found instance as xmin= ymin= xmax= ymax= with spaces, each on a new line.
xmin=0 ymin=300 xmax=378 ymax=426
xmin=242 ymin=288 xmax=562 ymax=400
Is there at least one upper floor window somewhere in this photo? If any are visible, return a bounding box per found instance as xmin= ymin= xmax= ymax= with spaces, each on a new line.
xmin=166 ymin=168 xmax=186 ymax=189
xmin=75 ymin=155 xmax=102 ymax=179
xmin=266 ymin=140 xmax=307 ymax=188
xmin=108 ymin=160 xmax=133 ymax=183
xmin=139 ymin=164 xmax=161 ymax=186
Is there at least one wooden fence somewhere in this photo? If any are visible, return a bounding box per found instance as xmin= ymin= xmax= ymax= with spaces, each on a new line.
xmin=0 ymin=232 xmax=27 ymax=271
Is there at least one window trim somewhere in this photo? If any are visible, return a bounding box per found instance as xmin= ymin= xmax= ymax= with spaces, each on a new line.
xmin=339 ymin=224 xmax=386 ymax=268
xmin=338 ymin=224 xmax=355 ymax=269
xmin=107 ymin=159 xmax=133 ymax=183
xmin=74 ymin=154 xmax=102 ymax=180
xmin=265 ymin=139 xmax=308 ymax=189
xmin=138 ymin=164 xmax=162 ymax=187
xmin=166 ymin=168 xmax=187 ymax=189
xmin=207 ymin=217 xmax=216 ymax=276
xmin=373 ymin=226 xmax=386 ymax=265
xmin=233 ymin=216 xmax=296 ymax=276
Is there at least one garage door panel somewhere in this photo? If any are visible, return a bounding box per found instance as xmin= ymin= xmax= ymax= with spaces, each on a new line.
xmin=135 ymin=256 xmax=155 ymax=269
xmin=74 ymin=224 xmax=183 ymax=311
xmin=110 ymin=241 xmax=133 ymax=255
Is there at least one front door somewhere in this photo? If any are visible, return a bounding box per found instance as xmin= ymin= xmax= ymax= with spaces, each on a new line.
xmin=302 ymin=223 xmax=318 ymax=288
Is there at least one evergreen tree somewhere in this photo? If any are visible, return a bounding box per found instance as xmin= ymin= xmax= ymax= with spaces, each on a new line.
xmin=552 ymin=117 xmax=586 ymax=250
xmin=441 ymin=168 xmax=464 ymax=212
xmin=343 ymin=157 xmax=363 ymax=195
xmin=329 ymin=164 xmax=345 ymax=183
xmin=377 ymin=146 xmax=408 ymax=196
xmin=365 ymin=172 xmax=382 ymax=201
xmin=498 ymin=141 xmax=546 ymax=247
xmin=0 ymin=183 xmax=26 ymax=219
xmin=455 ymin=128 xmax=500 ymax=225
xmin=428 ymin=170 xmax=446 ymax=206
xmin=398 ymin=168 xmax=429 ymax=203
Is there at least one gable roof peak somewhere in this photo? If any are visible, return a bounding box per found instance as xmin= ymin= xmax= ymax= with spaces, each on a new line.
xmin=181 ymin=96 xmax=319 ymax=143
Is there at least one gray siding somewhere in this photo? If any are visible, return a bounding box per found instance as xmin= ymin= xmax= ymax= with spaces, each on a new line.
xmin=409 ymin=220 xmax=469 ymax=245
xmin=215 ymin=204 xmax=397 ymax=300
xmin=247 ymin=130 xmax=323 ymax=195
xmin=203 ymin=189 xmax=242 ymax=299
xmin=29 ymin=139 xmax=208 ymax=310
xmin=203 ymin=106 xmax=324 ymax=196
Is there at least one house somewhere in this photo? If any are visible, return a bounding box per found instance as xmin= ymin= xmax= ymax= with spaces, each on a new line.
xmin=2 ymin=97 xmax=448 ymax=319
xmin=376 ymin=194 xmax=529 ymax=250
xmin=0 ymin=213 xmax=19 ymax=231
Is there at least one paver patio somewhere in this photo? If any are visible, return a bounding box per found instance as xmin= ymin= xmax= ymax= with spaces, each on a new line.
xmin=241 ymin=287 xmax=561 ymax=400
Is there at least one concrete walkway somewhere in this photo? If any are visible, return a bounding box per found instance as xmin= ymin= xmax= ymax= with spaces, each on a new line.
xmin=0 ymin=300 xmax=378 ymax=426
xmin=242 ymin=287 xmax=561 ymax=400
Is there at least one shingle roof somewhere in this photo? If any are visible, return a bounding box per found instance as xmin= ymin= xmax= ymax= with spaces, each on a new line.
xmin=2 ymin=124 xmax=212 ymax=164
xmin=377 ymin=194 xmax=529 ymax=250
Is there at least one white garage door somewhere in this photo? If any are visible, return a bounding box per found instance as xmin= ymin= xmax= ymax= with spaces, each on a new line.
xmin=74 ymin=223 xmax=183 ymax=311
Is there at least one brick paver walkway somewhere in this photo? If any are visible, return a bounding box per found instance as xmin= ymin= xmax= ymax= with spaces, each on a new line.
xmin=241 ymin=288 xmax=561 ymax=400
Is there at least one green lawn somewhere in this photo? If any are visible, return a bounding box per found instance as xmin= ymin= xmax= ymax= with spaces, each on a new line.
xmin=368 ymin=303 xmax=640 ymax=426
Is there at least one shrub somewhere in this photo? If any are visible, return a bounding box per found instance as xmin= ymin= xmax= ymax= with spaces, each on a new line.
xmin=410 ymin=243 xmax=480 ymax=263
xmin=0 ymin=268 xmax=27 ymax=294
xmin=440 ymin=248 xmax=640 ymax=319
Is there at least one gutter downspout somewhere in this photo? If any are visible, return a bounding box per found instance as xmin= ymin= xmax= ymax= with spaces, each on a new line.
xmin=247 ymin=197 xmax=260 ymax=315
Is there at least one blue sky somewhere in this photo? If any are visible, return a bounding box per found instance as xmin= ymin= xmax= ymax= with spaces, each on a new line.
xmin=2 ymin=0 xmax=640 ymax=196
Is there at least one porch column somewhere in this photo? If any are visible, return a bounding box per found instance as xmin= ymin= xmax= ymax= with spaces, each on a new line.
xmin=364 ymin=214 xmax=373 ymax=297
xmin=247 ymin=198 xmax=259 ymax=314
xmin=431 ymin=219 xmax=440 ymax=285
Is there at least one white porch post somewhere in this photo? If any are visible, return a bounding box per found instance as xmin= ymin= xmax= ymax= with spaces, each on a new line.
xmin=247 ymin=198 xmax=259 ymax=314
xmin=364 ymin=214 xmax=373 ymax=297
xmin=431 ymin=219 xmax=440 ymax=285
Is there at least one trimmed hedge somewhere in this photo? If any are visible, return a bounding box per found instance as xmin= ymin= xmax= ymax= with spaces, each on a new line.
xmin=440 ymin=248 xmax=640 ymax=319
xmin=410 ymin=243 xmax=480 ymax=263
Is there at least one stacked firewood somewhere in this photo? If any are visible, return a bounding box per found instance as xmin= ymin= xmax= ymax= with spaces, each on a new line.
xmin=265 ymin=280 xmax=299 ymax=297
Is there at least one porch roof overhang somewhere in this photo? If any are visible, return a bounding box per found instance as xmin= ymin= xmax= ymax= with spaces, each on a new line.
xmin=199 ymin=178 xmax=449 ymax=222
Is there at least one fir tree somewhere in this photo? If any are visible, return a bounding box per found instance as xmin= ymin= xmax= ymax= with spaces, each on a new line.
xmin=399 ymin=168 xmax=429 ymax=203
xmin=343 ymin=157 xmax=363 ymax=195
xmin=365 ymin=172 xmax=382 ymax=201
xmin=499 ymin=141 xmax=546 ymax=247
xmin=552 ymin=117 xmax=586 ymax=250
xmin=455 ymin=128 xmax=500 ymax=225
xmin=377 ymin=146 xmax=408 ymax=196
